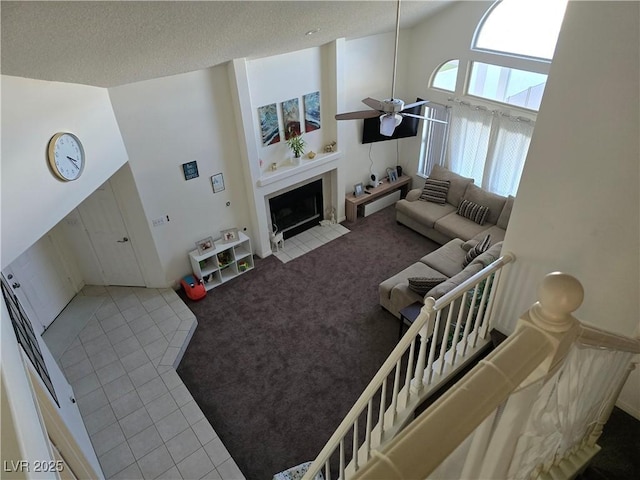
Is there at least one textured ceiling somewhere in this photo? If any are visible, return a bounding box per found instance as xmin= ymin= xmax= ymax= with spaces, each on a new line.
xmin=1 ymin=0 xmax=452 ymax=88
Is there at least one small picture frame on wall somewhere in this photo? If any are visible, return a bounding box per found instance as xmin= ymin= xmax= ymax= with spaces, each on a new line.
xmin=182 ymin=161 xmax=199 ymax=180
xmin=196 ymin=236 xmax=214 ymax=255
xmin=211 ymin=173 xmax=225 ymax=193
xmin=221 ymin=228 xmax=239 ymax=243
xmin=354 ymin=182 xmax=364 ymax=197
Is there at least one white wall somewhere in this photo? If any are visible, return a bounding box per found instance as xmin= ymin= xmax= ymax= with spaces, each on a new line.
xmin=109 ymin=66 xmax=252 ymax=286
xmin=341 ymin=31 xmax=416 ymax=191
xmin=1 ymin=297 xmax=103 ymax=478
xmin=0 ymin=76 xmax=129 ymax=269
xmin=247 ymin=47 xmax=328 ymax=173
xmin=493 ymin=1 xmax=640 ymax=417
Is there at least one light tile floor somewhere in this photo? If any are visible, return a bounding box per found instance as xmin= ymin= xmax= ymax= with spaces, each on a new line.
xmin=54 ymin=285 xmax=245 ymax=480
xmin=272 ymin=223 xmax=350 ymax=263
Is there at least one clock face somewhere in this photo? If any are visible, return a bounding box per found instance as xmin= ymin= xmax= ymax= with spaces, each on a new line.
xmin=48 ymin=132 xmax=85 ymax=181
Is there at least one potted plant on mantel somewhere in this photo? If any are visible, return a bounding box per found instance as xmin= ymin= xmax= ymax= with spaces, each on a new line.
xmin=286 ymin=131 xmax=306 ymax=160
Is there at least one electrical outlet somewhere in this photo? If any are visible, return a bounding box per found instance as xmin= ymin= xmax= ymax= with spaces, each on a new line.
xmin=152 ymin=217 xmax=166 ymax=227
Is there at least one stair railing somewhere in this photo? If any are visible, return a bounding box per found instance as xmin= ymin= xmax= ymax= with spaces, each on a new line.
xmin=349 ymin=272 xmax=640 ymax=480
xmin=302 ymin=251 xmax=515 ymax=480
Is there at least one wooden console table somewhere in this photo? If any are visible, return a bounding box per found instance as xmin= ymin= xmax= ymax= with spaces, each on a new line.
xmin=345 ymin=174 xmax=412 ymax=222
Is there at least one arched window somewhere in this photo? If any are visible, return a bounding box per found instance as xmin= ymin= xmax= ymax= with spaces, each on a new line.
xmin=473 ymin=0 xmax=568 ymax=60
xmin=420 ymin=0 xmax=567 ymax=194
xmin=431 ymin=59 xmax=458 ymax=92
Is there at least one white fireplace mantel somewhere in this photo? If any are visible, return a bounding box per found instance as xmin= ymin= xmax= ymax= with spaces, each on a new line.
xmin=257 ymin=151 xmax=341 ymax=188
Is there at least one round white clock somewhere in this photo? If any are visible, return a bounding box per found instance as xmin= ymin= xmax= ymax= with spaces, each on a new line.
xmin=47 ymin=132 xmax=85 ymax=181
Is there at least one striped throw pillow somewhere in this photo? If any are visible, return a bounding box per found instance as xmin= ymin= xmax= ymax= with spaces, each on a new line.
xmin=463 ymin=234 xmax=491 ymax=267
xmin=419 ymin=178 xmax=450 ymax=204
xmin=408 ymin=277 xmax=447 ymax=295
xmin=457 ymin=199 xmax=489 ymax=225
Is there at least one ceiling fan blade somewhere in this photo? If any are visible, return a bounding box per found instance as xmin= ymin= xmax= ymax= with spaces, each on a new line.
xmin=335 ymin=110 xmax=381 ymax=120
xmin=401 ymin=99 xmax=430 ymax=110
xmin=362 ymin=97 xmax=385 ymax=111
xmin=402 ymin=113 xmax=448 ymax=125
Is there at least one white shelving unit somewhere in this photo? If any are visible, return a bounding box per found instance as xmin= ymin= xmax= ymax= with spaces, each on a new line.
xmin=188 ymin=231 xmax=254 ymax=291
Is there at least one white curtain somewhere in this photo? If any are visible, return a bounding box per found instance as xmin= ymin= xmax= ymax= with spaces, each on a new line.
xmin=446 ymin=102 xmax=534 ymax=197
xmin=446 ymin=103 xmax=491 ymax=185
xmin=484 ymin=116 xmax=534 ymax=196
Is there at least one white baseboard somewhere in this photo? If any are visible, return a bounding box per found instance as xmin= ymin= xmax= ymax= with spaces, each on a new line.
xmin=615 ymin=398 xmax=640 ymax=420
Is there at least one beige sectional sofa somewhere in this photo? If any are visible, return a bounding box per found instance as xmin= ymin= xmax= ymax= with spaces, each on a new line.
xmin=379 ymin=239 xmax=504 ymax=318
xmin=379 ymin=165 xmax=514 ymax=319
xmin=395 ymin=165 xmax=514 ymax=246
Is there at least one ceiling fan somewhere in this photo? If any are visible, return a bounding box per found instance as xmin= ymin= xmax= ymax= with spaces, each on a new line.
xmin=335 ymin=0 xmax=446 ymax=136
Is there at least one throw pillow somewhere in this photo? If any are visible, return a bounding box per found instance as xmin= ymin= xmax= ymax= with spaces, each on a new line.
xmin=419 ymin=178 xmax=450 ymax=204
xmin=457 ymin=199 xmax=489 ymax=226
xmin=463 ymin=234 xmax=491 ymax=267
xmin=408 ymin=277 xmax=447 ymax=295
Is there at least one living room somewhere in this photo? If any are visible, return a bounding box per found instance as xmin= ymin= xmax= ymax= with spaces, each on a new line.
xmin=2 ymin=0 xmax=639 ymax=478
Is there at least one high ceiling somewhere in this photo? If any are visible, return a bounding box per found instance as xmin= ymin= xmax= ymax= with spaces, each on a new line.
xmin=1 ymin=1 xmax=453 ymax=88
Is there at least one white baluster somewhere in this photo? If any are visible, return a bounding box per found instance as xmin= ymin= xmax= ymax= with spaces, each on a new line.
xmin=426 ymin=311 xmax=441 ymax=384
xmin=391 ymin=359 xmax=402 ymax=423
xmin=404 ymin=338 xmax=416 ymax=403
xmin=339 ymin=438 xmax=345 ymax=480
xmin=461 ymin=284 xmax=479 ymax=355
xmin=325 ymin=460 xmax=331 ymax=480
xmin=352 ymin=419 xmax=359 ymax=472
xmin=451 ymin=291 xmax=468 ymax=365
xmin=438 ymin=304 xmax=455 ymax=375
xmin=472 ymin=277 xmax=492 ymax=348
xmin=379 ymin=378 xmax=387 ymax=442
xmin=411 ymin=303 xmax=435 ymax=393
xmin=365 ymin=399 xmax=373 ymax=462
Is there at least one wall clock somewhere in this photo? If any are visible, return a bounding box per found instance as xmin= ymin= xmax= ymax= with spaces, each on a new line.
xmin=47 ymin=132 xmax=85 ymax=181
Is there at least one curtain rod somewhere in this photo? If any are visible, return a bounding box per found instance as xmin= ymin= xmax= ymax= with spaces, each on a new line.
xmin=447 ymin=97 xmax=535 ymax=124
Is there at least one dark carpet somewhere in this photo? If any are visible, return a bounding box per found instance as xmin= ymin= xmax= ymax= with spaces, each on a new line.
xmin=177 ymin=206 xmax=439 ymax=479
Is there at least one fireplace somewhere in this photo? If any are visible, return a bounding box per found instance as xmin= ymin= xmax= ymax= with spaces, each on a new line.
xmin=269 ymin=179 xmax=323 ymax=239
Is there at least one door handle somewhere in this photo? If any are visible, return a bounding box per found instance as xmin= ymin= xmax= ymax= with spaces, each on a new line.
xmin=117 ymin=237 xmax=129 ymax=243
xmin=12 ymin=282 xmax=20 ymax=289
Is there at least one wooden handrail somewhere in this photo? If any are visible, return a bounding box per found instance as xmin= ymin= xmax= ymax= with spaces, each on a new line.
xmin=578 ymin=323 xmax=640 ymax=354
xmin=432 ymin=252 xmax=516 ymax=310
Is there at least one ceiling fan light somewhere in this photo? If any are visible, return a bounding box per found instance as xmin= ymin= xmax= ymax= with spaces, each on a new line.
xmin=380 ymin=113 xmax=402 ymax=136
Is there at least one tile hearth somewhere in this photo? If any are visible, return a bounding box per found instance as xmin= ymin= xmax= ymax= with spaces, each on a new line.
xmin=51 ymin=285 xmax=244 ymax=480
xmin=272 ymin=223 xmax=350 ymax=263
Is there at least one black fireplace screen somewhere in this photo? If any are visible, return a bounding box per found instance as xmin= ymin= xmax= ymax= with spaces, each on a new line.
xmin=269 ymin=179 xmax=323 ymax=239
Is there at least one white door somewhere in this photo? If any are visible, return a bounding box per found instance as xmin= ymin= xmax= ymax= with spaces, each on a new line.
xmin=3 ymin=235 xmax=76 ymax=331
xmin=77 ymin=181 xmax=145 ymax=287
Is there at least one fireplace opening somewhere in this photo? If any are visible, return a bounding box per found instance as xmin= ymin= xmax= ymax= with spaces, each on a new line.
xmin=269 ymin=179 xmax=323 ymax=240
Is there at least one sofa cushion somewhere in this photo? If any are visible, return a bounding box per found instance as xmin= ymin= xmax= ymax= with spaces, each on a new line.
xmin=435 ymin=211 xmax=491 ymax=241
xmin=420 ymin=238 xmax=467 ymax=278
xmin=419 ymin=178 xmax=450 ymax=204
xmin=395 ymin=198 xmax=456 ymax=229
xmin=469 ymin=241 xmax=503 ymax=268
xmin=379 ymin=262 xmax=448 ymax=303
xmin=462 ymin=184 xmax=507 ymax=225
xmin=463 ymin=234 xmax=491 ymax=267
xmin=405 ymin=188 xmax=422 ymax=202
xmin=425 ymin=263 xmax=484 ymax=300
xmin=497 ymin=195 xmax=515 ymax=230
xmin=429 ymin=165 xmax=474 ymax=207
xmin=457 ymin=199 xmax=489 ymax=225
xmin=408 ymin=276 xmax=447 ymax=295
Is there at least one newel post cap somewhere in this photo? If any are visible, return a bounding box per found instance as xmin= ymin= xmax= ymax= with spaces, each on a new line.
xmin=530 ymin=272 xmax=584 ymax=332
